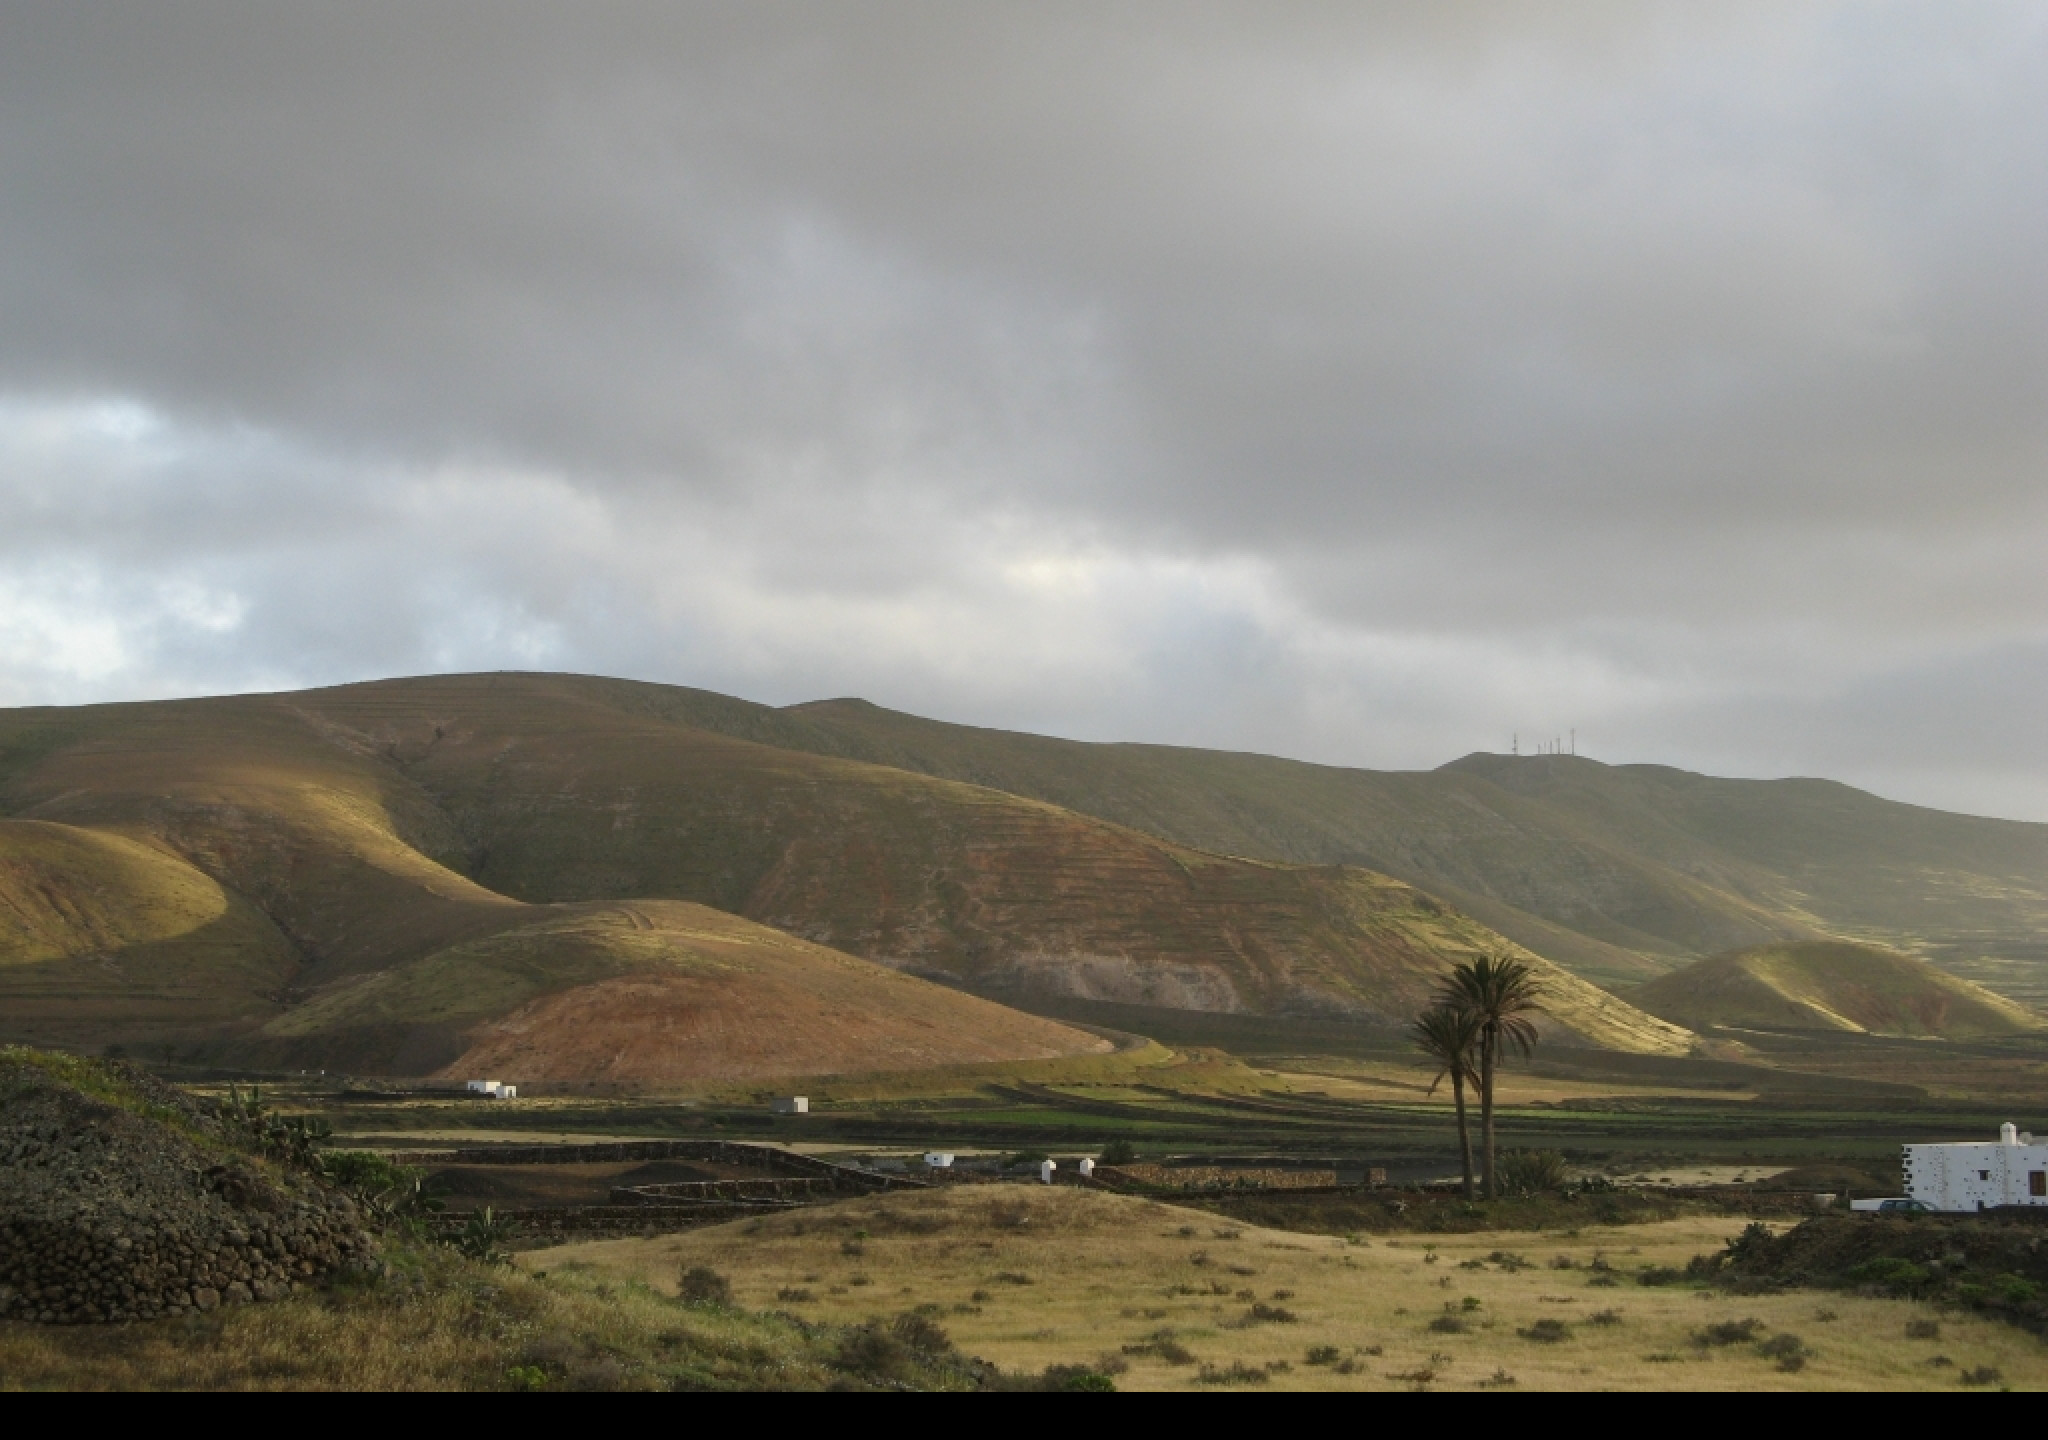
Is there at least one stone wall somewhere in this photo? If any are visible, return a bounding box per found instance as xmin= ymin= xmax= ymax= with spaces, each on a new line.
xmin=0 ymin=1068 xmax=373 ymax=1326
xmin=1093 ymin=1164 xmax=1340 ymax=1192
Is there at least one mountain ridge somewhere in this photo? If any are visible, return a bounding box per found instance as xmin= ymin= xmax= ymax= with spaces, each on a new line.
xmin=0 ymin=673 xmax=1693 ymax=1072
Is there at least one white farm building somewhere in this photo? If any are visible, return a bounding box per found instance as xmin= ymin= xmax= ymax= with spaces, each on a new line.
xmin=1899 ymin=1124 xmax=2048 ymax=1212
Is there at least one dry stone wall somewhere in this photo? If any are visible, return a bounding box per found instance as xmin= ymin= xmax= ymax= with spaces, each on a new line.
xmin=0 ymin=1065 xmax=374 ymax=1325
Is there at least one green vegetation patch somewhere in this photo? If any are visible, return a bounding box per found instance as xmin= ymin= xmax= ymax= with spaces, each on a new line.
xmin=1715 ymin=1214 xmax=2048 ymax=1333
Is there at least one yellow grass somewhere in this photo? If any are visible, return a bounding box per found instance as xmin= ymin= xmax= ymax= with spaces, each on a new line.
xmin=0 ymin=1244 xmax=892 ymax=1391
xmin=525 ymin=1187 xmax=2048 ymax=1390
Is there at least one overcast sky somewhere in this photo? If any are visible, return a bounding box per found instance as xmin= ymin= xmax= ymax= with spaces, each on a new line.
xmin=3 ymin=3 xmax=2046 ymax=818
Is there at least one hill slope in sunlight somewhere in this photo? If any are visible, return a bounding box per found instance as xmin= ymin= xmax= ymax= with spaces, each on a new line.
xmin=1628 ymin=940 xmax=2042 ymax=1039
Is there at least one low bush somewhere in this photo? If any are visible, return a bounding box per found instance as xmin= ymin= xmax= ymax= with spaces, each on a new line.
xmin=1121 ymin=1328 xmax=1196 ymax=1366
xmin=1758 ymin=1333 xmax=1808 ymax=1372
xmin=1845 ymin=1258 xmax=1932 ymax=1295
xmin=678 ymin=1266 xmax=731 ymax=1306
xmin=1692 ymin=1317 xmax=1762 ymax=1347
xmin=1041 ymin=1365 xmax=1117 ymax=1392
xmin=1196 ymin=1361 xmax=1274 ymax=1386
xmin=1518 ymin=1319 xmax=1571 ymax=1343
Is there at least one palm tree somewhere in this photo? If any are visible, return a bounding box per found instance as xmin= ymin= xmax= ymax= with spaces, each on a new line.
xmin=1410 ymin=1004 xmax=1483 ymax=1200
xmin=1438 ymin=955 xmax=1546 ymax=1200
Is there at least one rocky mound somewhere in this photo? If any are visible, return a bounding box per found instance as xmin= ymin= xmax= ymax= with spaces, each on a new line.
xmin=0 ymin=1050 xmax=374 ymax=1325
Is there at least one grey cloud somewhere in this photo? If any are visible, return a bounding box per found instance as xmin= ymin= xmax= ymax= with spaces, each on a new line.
xmin=1 ymin=3 xmax=2045 ymax=818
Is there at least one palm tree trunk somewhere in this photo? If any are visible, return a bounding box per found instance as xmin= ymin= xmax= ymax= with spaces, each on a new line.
xmin=1479 ymin=1027 xmax=1498 ymax=1200
xmin=1451 ymin=1070 xmax=1475 ymax=1200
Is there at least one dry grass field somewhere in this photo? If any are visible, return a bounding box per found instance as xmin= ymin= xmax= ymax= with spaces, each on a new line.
xmin=0 ymin=1242 xmax=946 ymax=1391
xmin=525 ymin=1186 xmax=2048 ymax=1390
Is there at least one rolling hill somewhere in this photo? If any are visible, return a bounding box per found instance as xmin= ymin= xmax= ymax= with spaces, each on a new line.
xmin=1627 ymin=941 xmax=2043 ymax=1039
xmin=0 ymin=674 xmax=1692 ymax=1072
xmin=623 ymin=687 xmax=2048 ymax=1001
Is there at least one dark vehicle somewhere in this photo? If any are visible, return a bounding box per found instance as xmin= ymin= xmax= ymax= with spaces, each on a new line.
xmin=1877 ymin=1198 xmax=1934 ymax=1214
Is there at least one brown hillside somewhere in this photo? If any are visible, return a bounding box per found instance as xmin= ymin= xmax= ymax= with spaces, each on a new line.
xmin=0 ymin=674 xmax=1690 ymax=1057
xmin=283 ymin=674 xmax=1688 ymax=1049
xmin=247 ymin=900 xmax=1110 ymax=1083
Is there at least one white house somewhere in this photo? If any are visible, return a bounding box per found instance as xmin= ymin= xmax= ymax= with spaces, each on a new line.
xmin=465 ymin=1079 xmax=516 ymax=1099
xmin=1898 ymin=1123 xmax=2048 ymax=1212
xmin=772 ymin=1096 xmax=809 ymax=1115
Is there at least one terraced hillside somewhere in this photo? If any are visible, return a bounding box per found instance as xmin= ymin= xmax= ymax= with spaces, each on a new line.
xmin=0 ymin=675 xmax=1692 ymax=1068
xmin=1628 ymin=941 xmax=2043 ymax=1040
xmin=642 ymin=689 xmax=2048 ymax=998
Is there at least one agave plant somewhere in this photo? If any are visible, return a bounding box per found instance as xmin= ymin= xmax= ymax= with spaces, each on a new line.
xmin=455 ymin=1207 xmax=515 ymax=1265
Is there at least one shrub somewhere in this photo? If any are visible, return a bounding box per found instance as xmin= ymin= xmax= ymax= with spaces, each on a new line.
xmin=1099 ymin=1139 xmax=1138 ymax=1165
xmin=1723 ymin=1221 xmax=1777 ymax=1264
xmin=1042 ymin=1365 xmax=1117 ymax=1392
xmin=1636 ymin=1265 xmax=1684 ymax=1287
xmin=1589 ymin=1309 xmax=1623 ymax=1326
xmin=1246 ymin=1303 xmax=1297 ymax=1324
xmin=1495 ymin=1149 xmax=1569 ymax=1196
xmin=834 ymin=1325 xmax=913 ymax=1383
xmin=678 ymin=1266 xmax=731 ymax=1305
xmin=1122 ymin=1329 xmax=1196 ymax=1366
xmin=1304 ymin=1345 xmax=1341 ymax=1366
xmin=1196 ymin=1361 xmax=1272 ymax=1386
xmin=1692 ymin=1318 xmax=1762 ymax=1347
xmin=992 ymin=1271 xmax=1033 ymax=1286
xmin=1428 ymin=1313 xmax=1468 ymax=1334
xmin=1519 ymin=1319 xmax=1572 ymax=1343
xmin=1994 ymin=1274 xmax=2040 ymax=1306
xmin=1959 ymin=1366 xmax=2004 ymax=1387
xmin=891 ymin=1311 xmax=953 ymax=1356
xmin=1844 ymin=1258 xmax=1931 ymax=1295
xmin=321 ymin=1150 xmax=417 ymax=1193
xmin=1906 ymin=1318 xmax=1940 ymax=1340
xmin=1758 ymin=1333 xmax=1808 ymax=1372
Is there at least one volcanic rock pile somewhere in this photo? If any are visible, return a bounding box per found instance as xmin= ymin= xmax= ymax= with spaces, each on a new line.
xmin=0 ymin=1057 xmax=375 ymax=1325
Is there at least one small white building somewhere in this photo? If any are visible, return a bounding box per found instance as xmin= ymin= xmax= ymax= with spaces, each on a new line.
xmin=1038 ymin=1159 xmax=1057 ymax=1185
xmin=1077 ymin=1157 xmax=1095 ymax=1178
xmin=1900 ymin=1124 xmax=2048 ymax=1212
xmin=772 ymin=1096 xmax=809 ymax=1115
xmin=923 ymin=1152 xmax=955 ymax=1169
xmin=465 ymin=1080 xmax=516 ymax=1099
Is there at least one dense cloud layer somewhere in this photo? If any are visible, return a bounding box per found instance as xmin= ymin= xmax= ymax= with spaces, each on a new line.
xmin=3 ymin=4 xmax=2045 ymax=817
